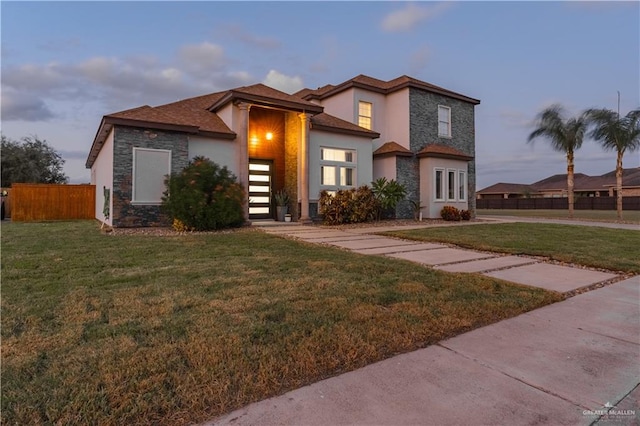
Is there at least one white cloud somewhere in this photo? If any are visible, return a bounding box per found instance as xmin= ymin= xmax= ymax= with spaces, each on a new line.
xmin=224 ymin=24 xmax=281 ymax=49
xmin=262 ymin=70 xmax=304 ymax=94
xmin=178 ymin=42 xmax=227 ymax=77
xmin=381 ymin=2 xmax=451 ymax=33
xmin=1 ymin=91 xmax=56 ymax=121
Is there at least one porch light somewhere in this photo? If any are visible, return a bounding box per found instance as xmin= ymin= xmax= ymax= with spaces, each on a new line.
xmin=265 ymin=132 xmax=273 ymax=141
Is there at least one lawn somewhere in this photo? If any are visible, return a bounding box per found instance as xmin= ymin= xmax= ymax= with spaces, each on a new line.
xmin=1 ymin=221 xmax=562 ymax=425
xmin=478 ymin=209 xmax=640 ymax=223
xmin=383 ymin=222 xmax=640 ymax=273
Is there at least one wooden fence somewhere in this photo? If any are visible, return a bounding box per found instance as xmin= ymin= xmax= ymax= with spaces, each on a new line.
xmin=10 ymin=184 xmax=95 ymax=222
xmin=477 ymin=196 xmax=640 ymax=210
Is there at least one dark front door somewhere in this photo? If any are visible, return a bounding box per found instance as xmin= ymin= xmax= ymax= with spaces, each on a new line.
xmin=248 ymin=160 xmax=273 ymax=220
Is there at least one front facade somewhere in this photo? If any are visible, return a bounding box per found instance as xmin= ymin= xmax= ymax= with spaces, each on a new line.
xmin=86 ymin=75 xmax=479 ymax=227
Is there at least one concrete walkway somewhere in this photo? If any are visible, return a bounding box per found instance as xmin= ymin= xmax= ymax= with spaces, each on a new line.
xmin=209 ymin=221 xmax=639 ymax=425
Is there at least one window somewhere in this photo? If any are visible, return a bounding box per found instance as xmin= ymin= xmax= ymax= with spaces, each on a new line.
xmin=447 ymin=169 xmax=456 ymax=200
xmin=458 ymin=170 xmax=467 ymax=201
xmin=438 ymin=105 xmax=451 ymax=137
xmin=358 ymin=101 xmax=372 ymax=130
xmin=434 ymin=169 xmax=444 ymax=201
xmin=320 ymin=148 xmax=356 ymax=190
xmin=132 ymin=148 xmax=171 ymax=204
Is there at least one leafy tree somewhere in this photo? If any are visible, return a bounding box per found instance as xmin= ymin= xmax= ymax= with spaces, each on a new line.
xmin=586 ymin=108 xmax=640 ymax=220
xmin=1 ymin=135 xmax=68 ymax=187
xmin=528 ymin=105 xmax=588 ymax=219
xmin=162 ymin=156 xmax=245 ymax=231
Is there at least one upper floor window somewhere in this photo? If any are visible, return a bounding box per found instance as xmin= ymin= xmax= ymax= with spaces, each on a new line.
xmin=438 ymin=105 xmax=451 ymax=137
xmin=358 ymin=101 xmax=372 ymax=130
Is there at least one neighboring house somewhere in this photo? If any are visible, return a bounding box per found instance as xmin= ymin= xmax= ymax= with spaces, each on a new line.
xmin=477 ymin=168 xmax=640 ymax=199
xmin=86 ymin=74 xmax=480 ymax=227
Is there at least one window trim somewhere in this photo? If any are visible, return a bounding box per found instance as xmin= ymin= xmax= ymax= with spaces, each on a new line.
xmin=320 ymin=147 xmax=357 ymax=191
xmin=434 ymin=168 xmax=445 ymax=201
xmin=458 ymin=170 xmax=467 ymax=201
xmin=132 ymin=147 xmax=171 ymax=205
xmin=447 ymin=168 xmax=457 ymax=201
xmin=358 ymin=101 xmax=372 ymax=130
xmin=438 ymin=105 xmax=451 ymax=138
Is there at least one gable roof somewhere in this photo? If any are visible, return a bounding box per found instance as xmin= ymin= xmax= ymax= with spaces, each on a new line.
xmin=209 ymin=84 xmax=323 ymax=113
xmin=373 ymin=141 xmax=413 ymax=157
xmin=296 ymin=74 xmax=480 ymax=105
xmin=477 ymin=183 xmax=535 ymax=194
xmin=417 ymin=143 xmax=474 ymax=161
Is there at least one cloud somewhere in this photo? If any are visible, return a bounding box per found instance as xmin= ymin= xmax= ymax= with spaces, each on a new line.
xmin=1 ymin=92 xmax=56 ymax=121
xmin=499 ymin=109 xmax=534 ymax=129
xmin=381 ymin=2 xmax=451 ymax=33
xmin=58 ymin=149 xmax=90 ymax=160
xmin=225 ymin=24 xmax=281 ymax=49
xmin=409 ymin=45 xmax=430 ymax=73
xmin=262 ymin=70 xmax=304 ymax=94
xmin=178 ymin=42 xmax=227 ymax=78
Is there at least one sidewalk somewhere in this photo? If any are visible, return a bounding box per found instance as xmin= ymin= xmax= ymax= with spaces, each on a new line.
xmin=209 ymin=222 xmax=639 ymax=425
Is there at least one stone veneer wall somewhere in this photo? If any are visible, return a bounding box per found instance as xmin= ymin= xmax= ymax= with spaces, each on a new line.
xmin=404 ymin=88 xmax=477 ymax=218
xmin=284 ymin=113 xmax=299 ymax=220
xmin=112 ymin=126 xmax=189 ymax=227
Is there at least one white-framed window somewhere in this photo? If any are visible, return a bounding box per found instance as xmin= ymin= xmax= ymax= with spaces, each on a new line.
xmin=358 ymin=101 xmax=372 ymax=130
xmin=458 ymin=170 xmax=467 ymax=201
xmin=132 ymin=148 xmax=171 ymax=204
xmin=320 ymin=147 xmax=356 ymax=190
xmin=434 ymin=168 xmax=445 ymax=201
xmin=447 ymin=169 xmax=456 ymax=201
xmin=438 ymin=105 xmax=451 ymax=138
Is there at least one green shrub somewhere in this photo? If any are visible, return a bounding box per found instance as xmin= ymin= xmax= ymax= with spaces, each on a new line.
xmin=162 ymin=157 xmax=245 ymax=231
xmin=319 ymin=186 xmax=378 ymax=225
xmin=371 ymin=177 xmax=407 ymax=220
xmin=460 ymin=209 xmax=471 ymax=221
xmin=440 ymin=205 xmax=461 ymax=221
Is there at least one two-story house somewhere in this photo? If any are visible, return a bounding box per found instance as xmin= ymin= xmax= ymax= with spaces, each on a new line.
xmin=86 ymin=74 xmax=479 ymax=227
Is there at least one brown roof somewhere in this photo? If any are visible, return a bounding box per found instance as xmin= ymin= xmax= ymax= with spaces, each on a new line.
xmin=373 ymin=141 xmax=413 ymax=157
xmin=296 ymin=74 xmax=480 ymax=105
xmin=209 ymin=83 xmax=323 ymax=114
xmin=310 ymin=113 xmax=380 ymax=139
xmin=417 ymin=144 xmax=474 ymax=161
xmin=477 ymin=183 xmax=535 ymax=194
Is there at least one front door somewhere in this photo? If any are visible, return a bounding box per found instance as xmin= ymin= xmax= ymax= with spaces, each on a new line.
xmin=248 ymin=160 xmax=273 ymax=220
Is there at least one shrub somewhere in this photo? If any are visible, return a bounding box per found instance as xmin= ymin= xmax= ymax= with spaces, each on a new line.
xmin=460 ymin=209 xmax=471 ymax=221
xmin=319 ymin=186 xmax=378 ymax=225
xmin=371 ymin=177 xmax=407 ymax=220
xmin=440 ymin=205 xmax=461 ymax=221
xmin=162 ymin=156 xmax=245 ymax=231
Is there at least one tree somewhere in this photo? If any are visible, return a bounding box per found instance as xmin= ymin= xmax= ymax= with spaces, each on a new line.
xmin=586 ymin=108 xmax=640 ymax=220
xmin=1 ymin=135 xmax=68 ymax=187
xmin=528 ymin=105 xmax=588 ymax=219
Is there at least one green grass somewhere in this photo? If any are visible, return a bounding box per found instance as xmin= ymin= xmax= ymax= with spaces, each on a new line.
xmin=478 ymin=209 xmax=640 ymax=223
xmin=1 ymin=221 xmax=563 ymax=425
xmin=384 ymin=222 xmax=640 ymax=273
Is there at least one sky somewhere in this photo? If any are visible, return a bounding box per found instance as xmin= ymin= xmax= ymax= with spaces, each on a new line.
xmin=1 ymin=1 xmax=639 ymax=190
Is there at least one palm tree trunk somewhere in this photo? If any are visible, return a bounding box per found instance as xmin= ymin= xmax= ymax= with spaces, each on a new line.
xmin=616 ymin=150 xmax=623 ymax=220
xmin=567 ymin=150 xmax=574 ymax=219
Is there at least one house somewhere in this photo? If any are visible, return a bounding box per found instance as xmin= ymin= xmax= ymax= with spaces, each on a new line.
xmin=86 ymin=74 xmax=480 ymax=227
xmin=477 ymin=168 xmax=640 ymax=199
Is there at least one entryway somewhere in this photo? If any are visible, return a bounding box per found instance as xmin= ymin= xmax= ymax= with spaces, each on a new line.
xmin=248 ymin=160 xmax=273 ymax=220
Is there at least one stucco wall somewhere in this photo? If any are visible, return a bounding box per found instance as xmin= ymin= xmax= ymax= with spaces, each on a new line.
xmin=420 ymin=157 xmax=469 ymax=218
xmin=384 ymin=88 xmax=410 ymax=150
xmin=308 ymin=130 xmax=373 ymax=201
xmin=112 ymin=126 xmax=189 ymax=227
xmin=373 ymin=156 xmax=397 ymax=181
xmin=317 ymin=89 xmax=355 ymax=124
xmin=91 ymin=128 xmax=114 ymax=225
xmin=217 ymin=103 xmax=233 ymax=130
xmin=188 ymin=135 xmax=238 ymax=175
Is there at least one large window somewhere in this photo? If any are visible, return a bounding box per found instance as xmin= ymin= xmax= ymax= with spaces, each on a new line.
xmin=320 ymin=148 xmax=356 ymax=190
xmin=358 ymin=101 xmax=372 ymax=130
xmin=434 ymin=167 xmax=467 ymax=202
xmin=132 ymin=148 xmax=171 ymax=204
xmin=438 ymin=105 xmax=451 ymax=137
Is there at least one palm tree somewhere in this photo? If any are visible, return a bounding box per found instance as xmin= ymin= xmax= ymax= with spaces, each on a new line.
xmin=528 ymin=104 xmax=588 ymax=219
xmin=586 ymin=108 xmax=640 ymax=220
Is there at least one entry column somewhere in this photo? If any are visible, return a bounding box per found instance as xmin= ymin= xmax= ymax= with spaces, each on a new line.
xmin=238 ymin=102 xmax=250 ymax=221
xmin=298 ymin=113 xmax=311 ymax=223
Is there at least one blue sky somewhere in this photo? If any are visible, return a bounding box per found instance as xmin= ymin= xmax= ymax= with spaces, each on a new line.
xmin=2 ymin=1 xmax=638 ymax=189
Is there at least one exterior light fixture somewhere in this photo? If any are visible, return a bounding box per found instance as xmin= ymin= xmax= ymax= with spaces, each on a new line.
xmin=265 ymin=132 xmax=273 ymax=141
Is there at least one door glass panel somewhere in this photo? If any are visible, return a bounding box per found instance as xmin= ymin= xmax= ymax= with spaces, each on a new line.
xmin=249 ymin=185 xmax=269 ymax=193
xmin=249 ymin=207 xmax=270 ymax=214
xmin=249 ymin=164 xmax=270 ymax=171
xmin=251 ymin=196 xmax=270 ymax=203
xmin=249 ymin=174 xmax=270 ymax=182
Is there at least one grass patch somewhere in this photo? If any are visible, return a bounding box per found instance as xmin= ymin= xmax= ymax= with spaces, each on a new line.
xmin=2 ymin=221 xmax=562 ymax=425
xmin=384 ymin=222 xmax=640 ymax=273
xmin=478 ymin=209 xmax=640 ymax=223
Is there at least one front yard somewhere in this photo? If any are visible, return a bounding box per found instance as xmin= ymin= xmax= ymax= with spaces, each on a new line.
xmin=0 ymin=221 xmax=563 ymax=425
